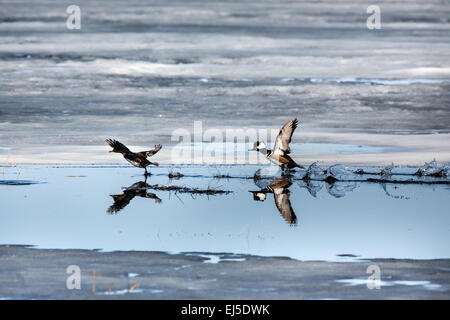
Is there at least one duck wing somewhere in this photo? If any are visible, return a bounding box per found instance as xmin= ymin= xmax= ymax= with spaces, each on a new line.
xmin=106 ymin=139 xmax=130 ymax=153
xmin=273 ymin=188 xmax=297 ymax=225
xmin=139 ymin=144 xmax=162 ymax=158
xmin=272 ymin=118 xmax=298 ymax=156
xmin=107 ymin=192 xmax=136 ymax=214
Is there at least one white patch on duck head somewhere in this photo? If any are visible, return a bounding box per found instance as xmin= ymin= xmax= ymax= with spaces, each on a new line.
xmin=257 ymin=141 xmax=267 ymax=150
xmin=255 ymin=192 xmax=266 ymax=201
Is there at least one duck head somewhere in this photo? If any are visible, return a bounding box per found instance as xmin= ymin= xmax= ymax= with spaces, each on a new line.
xmin=249 ymin=141 xmax=267 ymax=151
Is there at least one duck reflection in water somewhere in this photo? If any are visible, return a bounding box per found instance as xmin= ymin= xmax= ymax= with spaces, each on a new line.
xmin=250 ymin=176 xmax=297 ymax=226
xmin=107 ymin=181 xmax=161 ymax=214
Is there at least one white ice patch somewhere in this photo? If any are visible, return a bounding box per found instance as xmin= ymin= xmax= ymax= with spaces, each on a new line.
xmin=336 ymin=278 xmax=394 ymax=287
xmin=336 ymin=278 xmax=442 ymax=290
xmin=310 ymin=77 xmax=450 ymax=85
xmin=174 ymin=264 xmax=192 ymax=270
xmin=127 ymin=273 xmax=139 ymax=278
xmin=98 ymin=288 xmax=143 ymax=295
xmin=98 ymin=288 xmax=163 ymax=295
xmin=186 ymin=253 xmax=246 ymax=264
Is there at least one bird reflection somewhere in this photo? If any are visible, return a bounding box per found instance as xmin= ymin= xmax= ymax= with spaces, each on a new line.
xmin=250 ymin=176 xmax=297 ymax=226
xmin=107 ymin=181 xmax=161 ymax=214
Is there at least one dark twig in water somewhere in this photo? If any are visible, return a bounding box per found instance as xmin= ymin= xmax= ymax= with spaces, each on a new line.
xmin=365 ymin=178 xmax=450 ymax=184
xmin=213 ymin=174 xmax=232 ymax=179
xmin=415 ymin=169 xmax=448 ymax=178
xmin=168 ymin=171 xmax=184 ymax=179
xmin=174 ymin=192 xmax=184 ymax=204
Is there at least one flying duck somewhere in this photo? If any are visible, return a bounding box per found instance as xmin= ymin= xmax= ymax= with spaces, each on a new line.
xmin=249 ymin=118 xmax=304 ymax=170
xmin=250 ymin=178 xmax=297 ymax=225
xmin=106 ymin=138 xmax=162 ymax=175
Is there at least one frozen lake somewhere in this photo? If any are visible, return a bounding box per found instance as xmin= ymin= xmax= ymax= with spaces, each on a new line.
xmin=0 ymin=0 xmax=449 ymax=166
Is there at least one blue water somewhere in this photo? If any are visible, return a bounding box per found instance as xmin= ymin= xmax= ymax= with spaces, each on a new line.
xmin=0 ymin=165 xmax=449 ymax=261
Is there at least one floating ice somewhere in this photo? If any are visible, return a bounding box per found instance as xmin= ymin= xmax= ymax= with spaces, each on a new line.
xmin=440 ymin=162 xmax=450 ymax=177
xmin=381 ymin=163 xmax=394 ymax=177
xmin=98 ymin=288 xmax=163 ymax=295
xmin=304 ymin=162 xmax=327 ymax=180
xmin=127 ymin=273 xmax=139 ymax=278
xmin=327 ymin=164 xmax=354 ymax=180
xmin=416 ymin=159 xmax=438 ymax=176
xmin=416 ymin=159 xmax=448 ymax=177
xmin=185 ymin=253 xmax=246 ymax=264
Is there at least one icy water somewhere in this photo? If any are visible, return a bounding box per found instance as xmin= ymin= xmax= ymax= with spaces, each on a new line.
xmin=0 ymin=0 xmax=450 ymax=151
xmin=1 ymin=164 xmax=449 ymax=261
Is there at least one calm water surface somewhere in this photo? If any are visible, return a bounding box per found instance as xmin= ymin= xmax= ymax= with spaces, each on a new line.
xmin=1 ymin=165 xmax=449 ymax=261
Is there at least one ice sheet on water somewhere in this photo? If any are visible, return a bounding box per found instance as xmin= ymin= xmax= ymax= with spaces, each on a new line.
xmin=327 ymin=164 xmax=355 ymax=180
xmin=415 ymin=159 xmax=449 ymax=177
xmin=417 ymin=159 xmax=437 ymax=175
xmin=304 ymin=163 xmax=360 ymax=183
xmin=381 ymin=163 xmax=395 ymax=177
xmin=303 ymin=162 xmax=327 ymax=180
xmin=441 ymin=162 xmax=450 ymax=176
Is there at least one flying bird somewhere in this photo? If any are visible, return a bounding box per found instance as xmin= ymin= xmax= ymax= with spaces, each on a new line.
xmin=106 ymin=139 xmax=162 ymax=175
xmin=249 ymin=118 xmax=303 ymax=170
xmin=250 ymin=178 xmax=297 ymax=225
